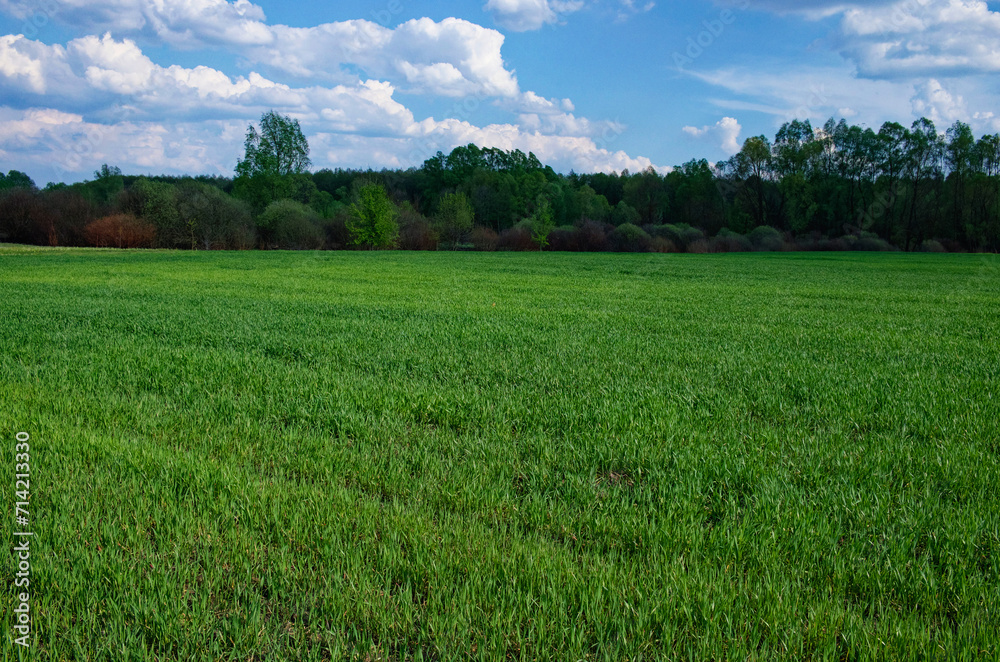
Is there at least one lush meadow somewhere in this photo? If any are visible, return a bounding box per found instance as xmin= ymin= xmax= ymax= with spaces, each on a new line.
xmin=1 ymin=246 xmax=999 ymax=660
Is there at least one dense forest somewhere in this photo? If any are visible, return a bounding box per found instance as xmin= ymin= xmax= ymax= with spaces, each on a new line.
xmin=2 ymin=113 xmax=999 ymax=253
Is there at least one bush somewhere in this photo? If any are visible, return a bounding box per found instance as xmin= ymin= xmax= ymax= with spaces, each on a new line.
xmin=175 ymin=183 xmax=255 ymax=250
xmin=940 ymin=238 xmax=965 ymax=253
xmin=650 ymin=237 xmax=679 ymax=253
xmin=577 ymin=220 xmax=610 ymax=252
xmin=608 ymin=223 xmax=651 ymax=252
xmin=686 ymin=239 xmax=710 ymax=254
xmin=347 ymin=183 xmax=399 ymax=249
xmin=548 ymin=225 xmax=582 ymax=252
xmin=748 ymin=225 xmax=784 ymax=251
xmin=258 ymin=200 xmax=324 ymax=250
xmin=324 ymin=211 xmax=352 ymax=250
xmin=398 ymin=206 xmax=437 ymax=250
xmin=497 ymin=225 xmax=536 ymax=251
xmin=659 ymin=223 xmax=706 ymax=252
xmin=648 ymin=224 xmax=683 ymax=246
xmin=847 ymin=233 xmax=896 ymax=252
xmin=83 ymin=214 xmax=156 ymax=248
xmin=711 ymin=229 xmax=752 ymax=253
xmin=469 ymin=226 xmax=499 ymax=251
xmin=919 ymin=239 xmax=947 ymax=253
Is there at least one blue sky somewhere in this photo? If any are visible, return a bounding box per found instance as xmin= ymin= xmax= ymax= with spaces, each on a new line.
xmin=1 ymin=0 xmax=999 ymax=184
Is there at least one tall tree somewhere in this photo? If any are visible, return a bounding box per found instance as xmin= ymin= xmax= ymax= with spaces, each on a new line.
xmin=727 ymin=135 xmax=774 ymax=228
xmin=903 ymin=118 xmax=944 ymax=250
xmin=946 ymin=120 xmax=976 ymax=244
xmin=434 ymin=192 xmax=475 ymax=248
xmin=234 ymin=111 xmax=313 ymax=213
xmin=236 ymin=111 xmax=311 ymax=178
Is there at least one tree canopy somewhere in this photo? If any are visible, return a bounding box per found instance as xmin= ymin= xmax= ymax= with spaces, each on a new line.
xmin=236 ymin=111 xmax=311 ymax=178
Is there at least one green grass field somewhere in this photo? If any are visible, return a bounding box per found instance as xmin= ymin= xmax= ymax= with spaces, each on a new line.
xmin=1 ymin=246 xmax=999 ymax=661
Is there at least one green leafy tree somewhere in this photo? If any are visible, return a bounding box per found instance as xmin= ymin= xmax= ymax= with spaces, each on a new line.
xmin=89 ymin=164 xmax=124 ymax=206
xmin=236 ymin=111 xmax=311 ymax=178
xmin=946 ymin=120 xmax=976 ymax=242
xmin=727 ymin=136 xmax=774 ymax=228
xmin=0 ymin=170 xmax=36 ymax=191
xmin=131 ymin=178 xmax=182 ymax=248
xmin=234 ymin=111 xmax=312 ymax=212
xmin=434 ymin=192 xmax=474 ymax=248
xmin=525 ymin=195 xmax=555 ymax=249
xmin=347 ymin=183 xmax=399 ymax=249
xmin=258 ymin=199 xmax=323 ymax=250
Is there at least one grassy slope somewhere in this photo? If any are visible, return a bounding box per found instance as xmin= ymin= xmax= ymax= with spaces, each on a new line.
xmin=1 ymin=246 xmax=999 ymax=661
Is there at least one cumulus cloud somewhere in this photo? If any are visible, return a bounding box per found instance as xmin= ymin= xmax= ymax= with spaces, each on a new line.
xmin=1 ymin=1 xmax=520 ymax=99
xmin=736 ymin=0 xmax=1000 ymax=79
xmin=248 ymin=18 xmax=520 ymax=98
xmin=837 ymin=0 xmax=1000 ymax=78
xmin=910 ymin=78 xmax=968 ymax=127
xmin=0 ymin=33 xmax=664 ymax=180
xmin=683 ymin=117 xmax=743 ymax=155
xmin=0 ymin=0 xmax=272 ymax=48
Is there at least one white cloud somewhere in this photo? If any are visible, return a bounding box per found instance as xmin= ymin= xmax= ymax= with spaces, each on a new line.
xmin=0 ymin=34 xmax=47 ymax=93
xmin=837 ymin=0 xmax=1000 ymax=78
xmin=2 ymin=1 xmax=520 ymax=99
xmin=741 ymin=0 xmax=1000 ymax=79
xmin=248 ymin=17 xmax=520 ymax=98
xmin=0 ymin=0 xmax=272 ymax=48
xmin=484 ymin=0 xmax=585 ymax=31
xmin=683 ymin=116 xmax=743 ymax=154
xmin=910 ymin=78 xmax=967 ymax=127
xmin=0 ymin=33 xmax=665 ymax=180
xmin=615 ymin=0 xmax=655 ymax=22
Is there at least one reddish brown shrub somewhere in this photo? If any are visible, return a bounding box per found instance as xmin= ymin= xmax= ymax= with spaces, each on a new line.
xmin=84 ymin=214 xmax=156 ymax=248
xmin=650 ymin=237 xmax=679 ymax=253
xmin=469 ymin=226 xmax=499 ymax=251
xmin=548 ymin=226 xmax=582 ymax=251
xmin=497 ymin=225 xmax=536 ymax=251
xmin=577 ymin=220 xmax=610 ymax=252
xmin=399 ymin=214 xmax=438 ymax=250
xmin=686 ymin=239 xmax=710 ymax=254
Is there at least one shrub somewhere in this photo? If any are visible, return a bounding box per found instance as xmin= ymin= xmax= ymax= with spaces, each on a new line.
xmin=324 ymin=211 xmax=352 ymax=250
xmin=399 ymin=205 xmax=437 ymax=250
xmin=609 ymin=223 xmax=651 ymax=252
xmin=712 ymin=229 xmax=752 ymax=253
xmin=648 ymin=224 xmax=683 ymax=246
xmin=469 ymin=226 xmax=499 ymax=251
xmin=497 ymin=224 xmax=536 ymax=251
xmin=83 ymin=214 xmax=156 ymax=248
xmin=258 ymin=199 xmax=324 ymax=250
xmin=848 ymin=233 xmax=895 ymax=251
xmin=748 ymin=225 xmax=784 ymax=251
xmin=175 ymin=183 xmax=255 ymax=250
xmin=347 ymin=183 xmax=399 ymax=249
xmin=548 ymin=225 xmax=582 ymax=252
xmin=663 ymin=223 xmax=706 ymax=251
xmin=650 ymin=237 xmax=679 ymax=253
xmin=577 ymin=220 xmax=610 ymax=252
xmin=686 ymin=239 xmax=710 ymax=254
xmin=919 ymin=239 xmax=947 ymax=253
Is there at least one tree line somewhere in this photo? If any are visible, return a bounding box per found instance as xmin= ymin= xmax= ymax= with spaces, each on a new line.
xmin=2 ymin=111 xmax=999 ymax=253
